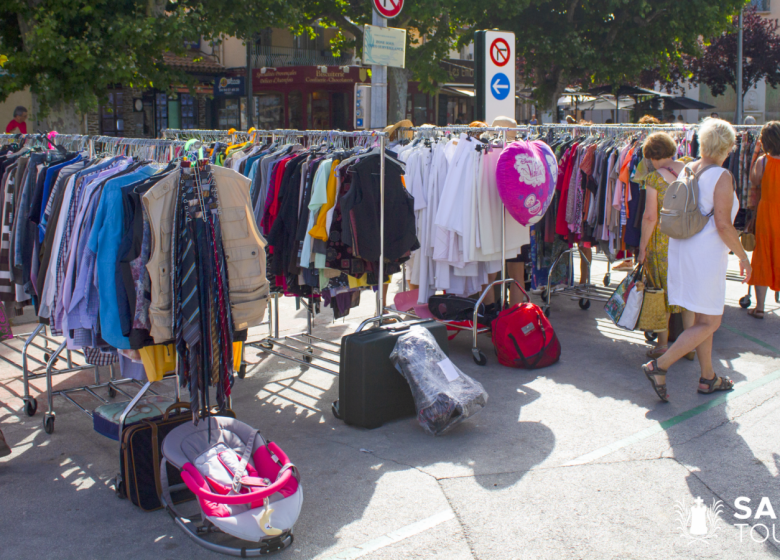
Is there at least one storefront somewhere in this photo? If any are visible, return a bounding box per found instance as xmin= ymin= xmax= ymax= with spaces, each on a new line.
xmin=250 ymin=66 xmax=371 ymax=131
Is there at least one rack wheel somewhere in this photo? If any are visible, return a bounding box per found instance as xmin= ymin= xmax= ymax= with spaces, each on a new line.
xmin=108 ymin=386 xmax=117 ymax=399
xmin=739 ymin=295 xmax=751 ymax=309
xmin=776 ymin=292 xmax=779 ymax=303
xmin=259 ymin=341 xmax=274 ymax=350
xmin=43 ymin=353 xmax=58 ymax=366
xmin=237 ymin=363 xmax=247 ymax=379
xmin=43 ymin=415 xmax=55 ymax=434
xmin=472 ymin=349 xmax=487 ymax=366
xmin=303 ymin=353 xmax=313 ymax=364
xmin=543 ymin=306 xmax=551 ymax=317
xmin=24 ymin=398 xmax=37 ymax=417
xmin=540 ymin=289 xmax=548 ymax=302
xmin=578 ymin=298 xmax=591 ymax=310
xmin=645 ymin=331 xmax=658 ymax=342
xmin=603 ymin=274 xmax=611 ymax=287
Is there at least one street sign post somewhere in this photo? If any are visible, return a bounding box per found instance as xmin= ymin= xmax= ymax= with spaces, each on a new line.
xmin=475 ymin=30 xmax=516 ymax=123
xmin=372 ymin=0 xmax=403 ymax=19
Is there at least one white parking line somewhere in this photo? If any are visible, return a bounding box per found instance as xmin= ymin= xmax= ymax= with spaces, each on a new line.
xmin=320 ymin=509 xmax=456 ymax=560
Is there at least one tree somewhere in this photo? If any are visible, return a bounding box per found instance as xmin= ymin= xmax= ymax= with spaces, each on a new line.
xmin=0 ymin=0 xmax=295 ymax=115
xmin=691 ymin=7 xmax=780 ymax=101
xmin=473 ymin=0 xmax=746 ymax=114
xmin=290 ymin=0 xmax=512 ymax=122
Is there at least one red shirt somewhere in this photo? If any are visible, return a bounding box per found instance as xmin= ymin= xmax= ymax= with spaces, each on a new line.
xmin=5 ymin=119 xmax=26 ymax=134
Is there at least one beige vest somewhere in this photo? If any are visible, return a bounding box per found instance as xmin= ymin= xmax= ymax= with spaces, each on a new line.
xmin=143 ymin=166 xmax=268 ymax=343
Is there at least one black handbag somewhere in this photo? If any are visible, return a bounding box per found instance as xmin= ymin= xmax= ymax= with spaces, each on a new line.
xmin=428 ymin=294 xmax=498 ymax=325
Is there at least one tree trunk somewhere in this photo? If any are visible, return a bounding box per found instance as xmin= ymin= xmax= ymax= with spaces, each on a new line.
xmin=388 ymin=66 xmax=412 ymax=124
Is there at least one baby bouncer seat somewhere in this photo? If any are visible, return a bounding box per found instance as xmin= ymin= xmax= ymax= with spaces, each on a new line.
xmin=160 ymin=416 xmax=303 ymax=556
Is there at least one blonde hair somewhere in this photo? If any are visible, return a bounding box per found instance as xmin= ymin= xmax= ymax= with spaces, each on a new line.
xmin=698 ymin=118 xmax=736 ymax=160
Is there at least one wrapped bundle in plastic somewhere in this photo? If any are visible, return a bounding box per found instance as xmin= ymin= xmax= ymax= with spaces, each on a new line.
xmin=389 ymin=326 xmax=488 ymax=436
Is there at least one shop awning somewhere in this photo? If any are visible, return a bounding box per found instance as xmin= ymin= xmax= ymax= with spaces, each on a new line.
xmin=441 ymin=86 xmax=475 ymax=98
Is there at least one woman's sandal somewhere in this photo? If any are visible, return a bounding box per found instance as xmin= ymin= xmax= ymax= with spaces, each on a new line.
xmin=642 ymin=359 xmax=669 ymax=402
xmin=646 ymin=346 xmax=668 ymax=359
xmin=697 ymin=376 xmax=735 ymax=394
xmin=747 ymin=309 xmax=765 ymax=319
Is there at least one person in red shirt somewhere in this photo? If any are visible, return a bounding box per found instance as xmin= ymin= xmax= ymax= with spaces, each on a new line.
xmin=5 ymin=106 xmax=28 ymax=134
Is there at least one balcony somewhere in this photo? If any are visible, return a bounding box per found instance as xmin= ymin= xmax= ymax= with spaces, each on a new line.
xmin=748 ymin=0 xmax=770 ymax=12
xmin=251 ymin=46 xmax=356 ymax=68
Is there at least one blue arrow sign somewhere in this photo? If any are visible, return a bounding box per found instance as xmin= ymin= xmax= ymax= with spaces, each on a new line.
xmin=490 ymin=72 xmax=510 ymax=100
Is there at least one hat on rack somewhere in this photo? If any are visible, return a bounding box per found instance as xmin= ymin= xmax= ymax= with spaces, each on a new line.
xmin=384 ymin=119 xmax=413 ymax=141
xmin=491 ymin=116 xmax=519 ymax=140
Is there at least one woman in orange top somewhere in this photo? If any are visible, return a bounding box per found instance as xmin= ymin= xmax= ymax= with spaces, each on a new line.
xmin=747 ymin=122 xmax=780 ymax=318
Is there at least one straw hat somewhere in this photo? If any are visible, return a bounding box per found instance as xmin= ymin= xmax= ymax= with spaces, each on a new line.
xmin=383 ymin=119 xmax=413 ymax=141
xmin=491 ymin=116 xmax=519 ymax=140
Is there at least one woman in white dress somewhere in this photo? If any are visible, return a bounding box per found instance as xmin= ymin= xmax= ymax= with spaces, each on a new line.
xmin=642 ymin=119 xmax=752 ymax=402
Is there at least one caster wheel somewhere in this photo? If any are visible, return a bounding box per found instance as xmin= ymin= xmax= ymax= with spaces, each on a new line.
xmin=472 ymin=349 xmax=487 ymax=366
xmin=43 ymin=415 xmax=55 ymax=434
xmin=43 ymin=353 xmax=59 ymax=366
xmin=24 ymin=398 xmax=37 ymax=417
xmin=603 ymin=274 xmax=611 ymax=287
xmin=115 ymin=479 xmax=126 ymax=499
xmin=579 ymin=298 xmax=591 ymax=310
xmin=303 ymin=354 xmax=313 ymax=364
xmin=540 ymin=289 xmax=548 ymax=301
xmin=108 ymin=386 xmax=117 ymax=399
xmin=259 ymin=341 xmax=274 ymax=350
xmin=331 ymin=401 xmax=342 ymax=420
xmin=237 ymin=363 xmax=247 ymax=379
xmin=739 ymin=296 xmax=751 ymax=309
xmin=543 ymin=307 xmax=551 ymax=317
xmin=645 ymin=331 xmax=658 ymax=342
xmin=775 ymin=292 xmax=779 ymax=303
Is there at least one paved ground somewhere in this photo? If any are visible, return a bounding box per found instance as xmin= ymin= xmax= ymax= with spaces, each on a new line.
xmin=2 ymin=255 xmax=780 ymax=559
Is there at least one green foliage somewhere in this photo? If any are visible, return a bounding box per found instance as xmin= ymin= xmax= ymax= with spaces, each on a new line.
xmin=0 ymin=0 xmax=296 ymax=115
xmin=474 ymin=0 xmax=747 ymax=108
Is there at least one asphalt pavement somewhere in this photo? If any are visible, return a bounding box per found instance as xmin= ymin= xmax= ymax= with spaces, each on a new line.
xmin=2 ymin=255 xmax=780 ymax=560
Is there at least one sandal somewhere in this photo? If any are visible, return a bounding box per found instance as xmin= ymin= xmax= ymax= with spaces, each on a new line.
xmin=748 ymin=309 xmax=765 ymax=319
xmin=646 ymin=346 xmax=668 ymax=359
xmin=642 ymin=359 xmax=669 ymax=402
xmin=698 ymin=375 xmax=735 ymax=394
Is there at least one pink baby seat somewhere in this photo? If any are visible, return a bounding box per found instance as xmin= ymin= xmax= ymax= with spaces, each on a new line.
xmin=160 ymin=416 xmax=302 ymax=556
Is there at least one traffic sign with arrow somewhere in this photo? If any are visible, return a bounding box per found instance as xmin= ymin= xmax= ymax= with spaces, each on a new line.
xmin=475 ymin=30 xmax=515 ymax=122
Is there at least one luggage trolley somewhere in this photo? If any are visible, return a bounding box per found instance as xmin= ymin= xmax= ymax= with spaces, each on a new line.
xmin=539 ymin=247 xmax=617 ymax=316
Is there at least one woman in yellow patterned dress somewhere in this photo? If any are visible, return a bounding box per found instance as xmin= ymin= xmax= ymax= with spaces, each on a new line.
xmin=637 ymin=133 xmax=696 ymax=360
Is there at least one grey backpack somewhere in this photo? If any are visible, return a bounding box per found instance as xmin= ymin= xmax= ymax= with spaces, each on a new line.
xmin=658 ymin=164 xmax=717 ymax=239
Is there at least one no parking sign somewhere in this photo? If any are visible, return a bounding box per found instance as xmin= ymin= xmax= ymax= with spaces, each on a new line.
xmin=475 ymin=31 xmax=516 ymax=123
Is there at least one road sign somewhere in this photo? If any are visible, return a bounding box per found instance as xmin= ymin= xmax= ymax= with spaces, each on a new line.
xmin=491 ymin=73 xmax=511 ymax=100
xmin=475 ymin=30 xmax=516 ymax=123
xmin=490 ymin=38 xmax=510 ymax=67
xmin=372 ymin=0 xmax=404 ymax=19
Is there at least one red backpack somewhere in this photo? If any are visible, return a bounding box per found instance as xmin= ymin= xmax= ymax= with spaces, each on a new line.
xmin=491 ymin=284 xmax=561 ymax=369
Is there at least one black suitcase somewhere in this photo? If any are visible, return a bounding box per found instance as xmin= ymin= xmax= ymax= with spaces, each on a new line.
xmin=333 ymin=319 xmax=450 ymax=429
xmin=117 ymin=402 xmax=234 ymax=511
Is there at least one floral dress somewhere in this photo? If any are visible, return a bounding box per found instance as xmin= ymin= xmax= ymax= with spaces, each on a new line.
xmin=642 ymin=158 xmax=693 ymax=313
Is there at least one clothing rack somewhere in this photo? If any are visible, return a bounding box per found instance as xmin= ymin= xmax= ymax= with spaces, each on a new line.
xmin=246 ymin=129 xmax=389 ymax=376
xmin=391 ymin=125 xmax=534 ymax=364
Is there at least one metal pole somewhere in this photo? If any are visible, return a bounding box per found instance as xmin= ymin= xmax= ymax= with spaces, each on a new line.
xmin=377 ymin=134 xmax=386 ymax=317
xmin=246 ymin=40 xmax=254 ymax=130
xmin=736 ymin=9 xmax=744 ymax=124
xmin=370 ymin=12 xmax=388 ymax=129
xmin=500 ymin=129 xmax=507 ymax=309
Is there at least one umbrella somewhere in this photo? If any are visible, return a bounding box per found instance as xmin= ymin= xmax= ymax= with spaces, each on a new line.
xmin=586 ymin=85 xmax=675 ymax=98
xmin=577 ymin=97 xmax=635 ymax=111
xmin=663 ymin=96 xmax=716 ymax=111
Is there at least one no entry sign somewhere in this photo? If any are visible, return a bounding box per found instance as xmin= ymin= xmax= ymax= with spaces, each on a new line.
xmin=490 ymin=38 xmax=510 ymax=67
xmin=373 ymin=0 xmax=404 ymax=18
xmin=475 ymin=30 xmax=516 ymax=123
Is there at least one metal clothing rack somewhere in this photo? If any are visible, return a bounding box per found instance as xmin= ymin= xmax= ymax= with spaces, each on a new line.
xmin=390 ymin=125 xmax=535 ymax=364
xmin=246 ymin=129 xmax=389 ymax=376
